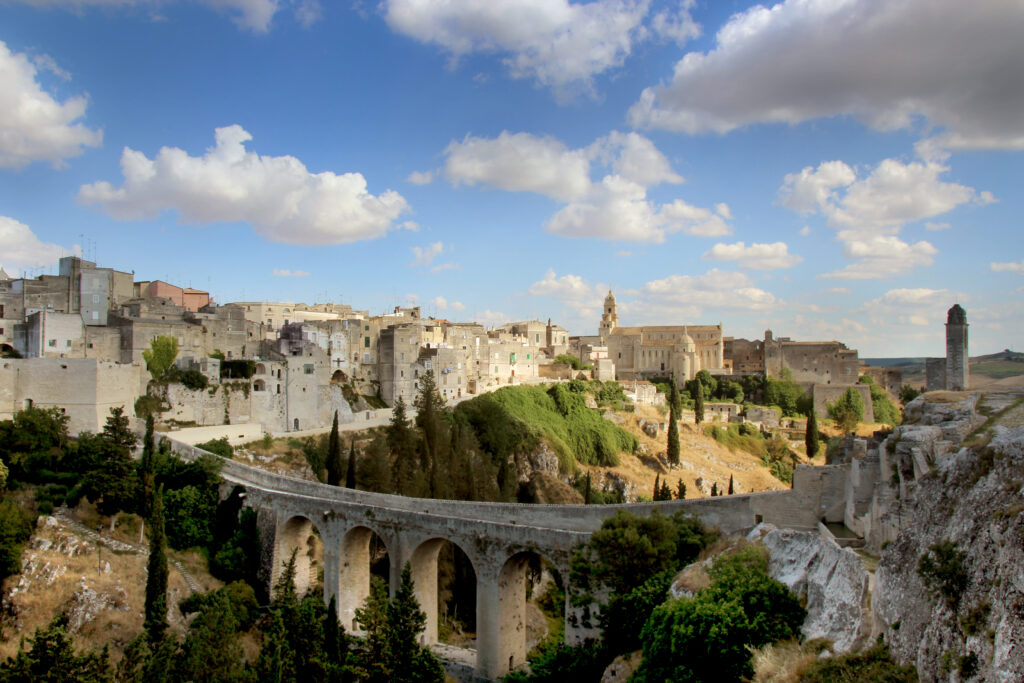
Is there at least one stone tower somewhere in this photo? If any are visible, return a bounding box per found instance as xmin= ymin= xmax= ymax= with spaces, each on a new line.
xmin=945 ymin=304 xmax=969 ymax=391
xmin=599 ymin=290 xmax=618 ymax=342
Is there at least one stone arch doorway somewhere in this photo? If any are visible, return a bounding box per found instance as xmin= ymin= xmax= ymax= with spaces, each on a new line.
xmin=410 ymin=537 xmax=477 ymax=649
xmin=331 ymin=370 xmax=349 ymax=384
xmin=496 ymin=551 xmax=566 ymax=673
xmin=273 ymin=516 xmax=324 ymax=599
xmin=337 ymin=526 xmax=391 ymax=634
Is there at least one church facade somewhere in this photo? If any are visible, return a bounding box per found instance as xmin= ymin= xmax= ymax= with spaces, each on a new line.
xmin=598 ymin=291 xmax=726 ymax=384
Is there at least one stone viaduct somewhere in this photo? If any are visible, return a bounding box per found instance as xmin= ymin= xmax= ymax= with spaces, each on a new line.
xmin=166 ymin=438 xmax=842 ymax=679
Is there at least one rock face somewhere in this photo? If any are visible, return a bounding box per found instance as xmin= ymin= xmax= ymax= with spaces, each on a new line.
xmin=873 ymin=418 xmax=1024 ymax=682
xmin=753 ymin=524 xmax=872 ymax=653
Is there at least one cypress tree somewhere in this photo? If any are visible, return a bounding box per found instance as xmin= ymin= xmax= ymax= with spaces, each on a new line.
xmin=144 ymin=485 xmax=169 ymax=644
xmin=345 ymin=439 xmax=357 ymax=489
xmin=584 ymin=471 xmax=591 ymax=505
xmin=675 ymin=479 xmax=686 ymax=500
xmin=139 ymin=414 xmax=156 ymax=519
xmin=667 ymin=380 xmax=681 ymax=465
xmin=805 ymin=409 xmax=820 ymax=458
xmin=326 ymin=411 xmax=342 ymax=486
xmin=694 ymin=387 xmax=705 ymax=424
xmin=710 ymin=482 xmax=718 ymax=497
xmin=728 ymin=474 xmax=735 ymax=495
xmin=653 ymin=474 xmax=661 ymax=500
xmin=660 ymin=480 xmax=672 ymax=501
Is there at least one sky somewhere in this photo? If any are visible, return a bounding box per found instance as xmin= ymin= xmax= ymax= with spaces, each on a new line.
xmin=1 ymin=0 xmax=1022 ymax=357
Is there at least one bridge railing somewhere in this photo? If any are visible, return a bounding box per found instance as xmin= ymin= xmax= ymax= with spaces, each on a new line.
xmin=161 ymin=433 xmax=811 ymax=534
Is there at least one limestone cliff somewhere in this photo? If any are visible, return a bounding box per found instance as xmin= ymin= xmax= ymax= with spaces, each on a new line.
xmin=872 ymin=414 xmax=1024 ymax=682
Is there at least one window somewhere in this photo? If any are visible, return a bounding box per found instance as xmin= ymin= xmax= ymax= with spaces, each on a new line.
xmin=364 ymin=337 xmax=370 ymax=348
xmin=92 ymin=294 xmax=99 ymax=303
xmin=364 ymin=325 xmax=369 ymax=331
xmin=66 ymin=340 xmax=71 ymax=347
xmin=48 ymin=339 xmax=56 ymax=347
xmin=92 ymin=311 xmax=99 ymax=320
xmin=304 ymin=364 xmax=314 ymax=374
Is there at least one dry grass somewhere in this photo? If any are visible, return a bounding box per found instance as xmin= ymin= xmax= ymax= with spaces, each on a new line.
xmin=749 ymin=640 xmax=819 ymax=683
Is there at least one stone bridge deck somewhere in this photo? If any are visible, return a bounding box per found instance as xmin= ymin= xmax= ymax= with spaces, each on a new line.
xmin=165 ymin=437 xmax=836 ymax=679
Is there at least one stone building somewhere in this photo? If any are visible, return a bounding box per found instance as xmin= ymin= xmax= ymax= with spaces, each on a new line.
xmin=135 ymin=280 xmax=211 ymax=312
xmin=597 ymin=291 xmax=725 ymax=384
xmin=724 ymin=330 xmax=860 ymax=386
xmin=925 ymin=304 xmax=970 ymax=391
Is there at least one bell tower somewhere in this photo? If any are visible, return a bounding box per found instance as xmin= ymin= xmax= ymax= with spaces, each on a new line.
xmin=945 ymin=304 xmax=969 ymax=391
xmin=599 ymin=290 xmax=618 ymax=342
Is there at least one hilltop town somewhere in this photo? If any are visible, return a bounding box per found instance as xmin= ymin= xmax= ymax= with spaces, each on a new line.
xmin=1 ymin=256 xmax=908 ymax=439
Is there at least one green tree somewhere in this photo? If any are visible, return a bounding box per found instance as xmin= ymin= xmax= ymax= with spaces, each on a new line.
xmin=327 ymin=411 xmax=343 ymax=486
xmin=0 ymin=499 xmax=35 ymax=582
xmin=102 ymin=406 xmax=136 ymax=452
xmin=345 ymin=439 xmax=358 ymax=489
xmin=860 ymin=377 xmax=901 ymax=426
xmin=142 ymin=336 xmax=178 ymax=382
xmin=675 ymin=479 xmax=686 ymax=500
xmin=138 ymin=414 xmax=156 ymax=519
xmin=144 ymin=486 xmax=169 ymax=644
xmin=805 ymin=408 xmax=820 ymax=458
xmin=388 ymin=564 xmax=445 ymax=682
xmin=899 ymin=384 xmax=921 ymax=404
xmin=353 ymin=576 xmax=391 ymax=683
xmin=388 ymin=398 xmax=422 ymax=496
xmin=175 ymin=590 xmax=246 ymax=682
xmin=693 ymin=386 xmax=704 ymax=424
xmin=828 ymin=387 xmax=865 ymax=433
xmin=0 ymin=616 xmax=113 ymax=682
xmin=553 ymin=353 xmax=582 ymax=370
xmin=80 ymin=427 xmax=138 ymax=517
xmin=917 ymin=540 xmax=969 ymax=611
xmin=0 ymin=457 xmax=7 ymax=490
xmin=667 ymin=380 xmax=680 ymax=465
xmin=728 ymin=474 xmax=735 ymax=495
xmin=163 ymin=485 xmax=216 ymax=549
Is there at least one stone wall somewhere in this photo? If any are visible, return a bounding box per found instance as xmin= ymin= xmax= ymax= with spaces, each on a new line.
xmin=163 ymin=382 xmax=253 ymax=425
xmin=812 ymin=383 xmax=875 ymax=424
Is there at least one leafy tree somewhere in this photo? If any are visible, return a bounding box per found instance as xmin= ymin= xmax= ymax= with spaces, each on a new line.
xmin=632 ymin=547 xmax=804 ymax=683
xmin=553 ymin=353 xmax=582 ymax=370
xmin=860 ymin=376 xmax=901 ymax=425
xmin=138 ymin=414 xmax=156 ymax=519
xmin=163 ymin=485 xmax=216 ymax=549
xmin=675 ymin=479 xmax=686 ymax=500
xmin=667 ymin=380 xmax=680 ymax=465
xmin=414 ymin=371 xmax=447 ymax=498
xmin=900 ymin=384 xmax=921 ymax=404
xmin=0 ymin=406 xmax=70 ymax=483
xmin=0 ymin=616 xmax=113 ymax=682
xmin=828 ymin=387 xmax=865 ymax=433
xmin=144 ymin=486 xmax=169 ymax=643
xmin=175 ymin=590 xmax=246 ymax=682
xmin=142 ymin=335 xmax=178 ymax=382
xmin=387 ymin=398 xmax=422 ymax=496
xmin=195 ymin=437 xmax=233 ymax=459
xmin=80 ymin=430 xmax=138 ymax=517
xmin=346 ymin=439 xmax=357 ymax=489
xmin=327 ymin=411 xmax=343 ymax=486
xmin=0 ymin=458 xmax=7 ymax=490
xmin=102 ymin=406 xmax=136 ymax=452
xmin=805 ymin=408 xmax=820 ymax=458
xmin=0 ymin=499 xmax=35 ymax=582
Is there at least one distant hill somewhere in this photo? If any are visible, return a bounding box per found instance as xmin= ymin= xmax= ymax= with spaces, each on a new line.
xmin=864 ymin=350 xmax=1024 ymax=384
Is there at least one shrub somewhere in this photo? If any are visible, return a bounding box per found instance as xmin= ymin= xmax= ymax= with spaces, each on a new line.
xmin=918 ymin=540 xmax=969 ymax=611
xmin=828 ymin=387 xmax=865 ymax=433
xmin=195 ymin=437 xmax=233 ymax=459
xmin=799 ymin=640 xmax=917 ymax=682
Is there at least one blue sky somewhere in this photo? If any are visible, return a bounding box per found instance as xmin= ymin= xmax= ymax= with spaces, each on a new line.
xmin=1 ymin=0 xmax=1022 ymax=357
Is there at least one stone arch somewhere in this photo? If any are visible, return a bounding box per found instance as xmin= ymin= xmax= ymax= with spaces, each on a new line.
xmin=272 ymin=515 xmax=324 ymax=599
xmin=409 ymin=537 xmax=477 ymax=648
xmin=496 ymin=550 xmax=566 ymax=674
xmin=253 ymin=379 xmax=266 ymax=392
xmin=331 ymin=369 xmax=349 ymax=384
xmin=336 ymin=525 xmax=392 ymax=635
xmin=255 ymin=363 xmax=267 ymax=375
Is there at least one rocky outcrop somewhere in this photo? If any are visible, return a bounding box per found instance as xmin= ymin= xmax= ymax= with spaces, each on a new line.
xmin=753 ymin=524 xmax=872 ymax=653
xmin=873 ymin=418 xmax=1024 ymax=682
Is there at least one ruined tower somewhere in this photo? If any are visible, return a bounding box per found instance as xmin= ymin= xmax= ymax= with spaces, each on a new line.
xmin=945 ymin=304 xmax=969 ymax=391
xmin=599 ymin=290 xmax=618 ymax=342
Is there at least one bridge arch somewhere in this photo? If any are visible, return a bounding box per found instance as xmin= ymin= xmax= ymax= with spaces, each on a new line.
xmin=272 ymin=514 xmax=325 ymax=598
xmin=409 ymin=536 xmax=478 ymax=648
xmin=336 ymin=524 xmax=393 ymax=634
xmin=495 ymin=550 xmax=567 ymax=674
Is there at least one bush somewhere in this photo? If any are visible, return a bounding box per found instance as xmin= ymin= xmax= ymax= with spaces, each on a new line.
xmin=800 ymin=640 xmax=917 ymax=682
xmin=503 ymin=640 xmax=607 ymax=683
xmin=918 ymin=540 xmax=969 ymax=610
xmin=134 ymin=394 xmax=165 ymax=419
xmin=0 ymin=499 xmax=36 ymax=580
xmin=828 ymin=387 xmax=865 ymax=433
xmin=553 ymin=354 xmax=582 ymax=370
xmin=195 ymin=437 xmax=233 ymax=459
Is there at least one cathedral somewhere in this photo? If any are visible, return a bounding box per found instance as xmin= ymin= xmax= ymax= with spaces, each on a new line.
xmin=598 ymin=291 xmax=726 ymax=384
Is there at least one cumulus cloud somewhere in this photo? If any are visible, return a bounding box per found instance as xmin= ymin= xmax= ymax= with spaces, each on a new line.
xmin=628 ymin=0 xmax=1024 ymax=151
xmin=430 ymin=262 xmax=459 ymax=274
xmin=8 ymin=0 xmax=320 ymax=33
xmin=272 ymin=268 xmax=310 ymax=277
xmin=451 ymin=300 xmax=466 ymax=311
xmin=431 ymin=296 xmax=448 ymax=310
xmin=0 ymin=41 xmax=102 ymax=169
xmin=642 ymin=268 xmax=777 ymax=312
xmin=0 ymin=216 xmax=78 ymax=275
xmin=925 ymin=222 xmax=950 ymax=231
xmin=703 ymin=241 xmax=802 ymax=270
xmin=821 ymin=235 xmax=937 ymax=280
xmin=383 ymin=0 xmax=684 ymax=95
xmin=528 ymin=269 xmax=606 ymax=311
xmin=800 ymin=226 xmax=811 ymax=236
xmin=992 ymin=261 xmax=1024 ymax=275
xmin=411 ymin=241 xmax=445 ymax=267
xmin=407 ymin=170 xmax=435 ymax=185
xmin=77 ymin=125 xmax=410 ymax=245
xmin=443 ymin=129 xmax=726 ymax=243
xmin=858 ymin=288 xmax=958 ymax=327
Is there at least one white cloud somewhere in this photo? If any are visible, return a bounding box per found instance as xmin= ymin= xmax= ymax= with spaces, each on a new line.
xmin=824 ymin=287 xmax=851 ymax=296
xmin=444 ymin=129 xmax=722 ymax=243
xmin=628 ymin=0 xmax=1024 ymax=151
xmin=407 ymin=170 xmax=435 ymax=185
xmin=615 ymin=250 xmax=632 ymax=257
xmin=9 ymin=0 xmax=319 ymax=33
xmin=714 ymin=202 xmax=731 ymax=220
xmin=383 ymin=0 xmax=675 ymax=95
xmin=821 ymin=235 xmax=937 ymax=280
xmin=528 ymin=269 xmax=606 ymax=310
xmin=858 ymin=288 xmax=959 ymax=328
xmin=650 ymin=1 xmax=701 ymax=46
xmin=451 ymin=301 xmax=466 ymax=311
xmin=272 ymin=268 xmax=310 ymax=277
xmin=444 ymin=131 xmax=591 ymax=201
xmin=800 ymin=226 xmax=811 ymax=236
xmin=703 ymin=241 xmax=802 ymax=270
xmin=641 ymin=268 xmax=777 ymax=312
xmin=78 ymin=125 xmax=410 ymax=245
xmin=0 ymin=216 xmax=78 ymax=275
xmin=429 ymin=262 xmax=459 ymax=274
xmin=473 ymin=309 xmax=509 ymax=326
xmin=0 ymin=41 xmax=102 ymax=169
xmin=992 ymin=261 xmax=1024 ymax=275
xmin=411 ymin=241 xmax=445 ymax=267
xmin=431 ymin=296 xmax=448 ymax=310
xmin=925 ymin=222 xmax=950 ymax=231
